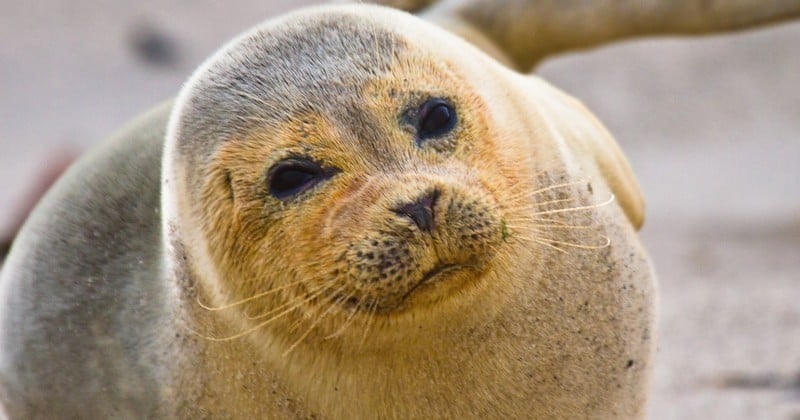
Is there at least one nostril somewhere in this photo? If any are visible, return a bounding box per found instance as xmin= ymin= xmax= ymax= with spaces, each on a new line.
xmin=393 ymin=189 xmax=439 ymax=233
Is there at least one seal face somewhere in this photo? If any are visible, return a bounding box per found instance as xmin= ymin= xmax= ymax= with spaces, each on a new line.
xmin=169 ymin=10 xmax=523 ymax=332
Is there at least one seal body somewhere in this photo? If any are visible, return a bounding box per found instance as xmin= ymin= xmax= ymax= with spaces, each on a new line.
xmin=0 ymin=103 xmax=171 ymax=417
xmin=0 ymin=5 xmax=655 ymax=418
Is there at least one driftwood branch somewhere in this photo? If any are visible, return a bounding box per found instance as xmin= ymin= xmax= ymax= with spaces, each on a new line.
xmin=369 ymin=0 xmax=800 ymax=71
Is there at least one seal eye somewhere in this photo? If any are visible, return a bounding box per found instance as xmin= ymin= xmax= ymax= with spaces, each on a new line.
xmin=417 ymin=98 xmax=457 ymax=141
xmin=268 ymin=158 xmax=332 ymax=200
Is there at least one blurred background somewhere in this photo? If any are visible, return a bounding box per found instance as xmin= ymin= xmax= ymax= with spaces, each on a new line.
xmin=1 ymin=1 xmax=798 ymax=418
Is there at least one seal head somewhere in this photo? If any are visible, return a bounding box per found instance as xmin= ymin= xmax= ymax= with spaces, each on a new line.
xmin=165 ymin=7 xmax=520 ymax=331
xmin=162 ymin=5 xmax=653 ymax=418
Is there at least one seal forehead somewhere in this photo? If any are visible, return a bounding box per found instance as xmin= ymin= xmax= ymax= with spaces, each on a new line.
xmin=175 ymin=9 xmax=407 ymax=168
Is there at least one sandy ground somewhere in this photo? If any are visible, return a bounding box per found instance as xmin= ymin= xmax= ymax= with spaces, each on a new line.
xmin=1 ymin=1 xmax=798 ymax=418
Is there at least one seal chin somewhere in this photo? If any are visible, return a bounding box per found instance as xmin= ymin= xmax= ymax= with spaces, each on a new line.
xmin=392 ymin=261 xmax=486 ymax=313
xmin=403 ymin=263 xmax=465 ymax=300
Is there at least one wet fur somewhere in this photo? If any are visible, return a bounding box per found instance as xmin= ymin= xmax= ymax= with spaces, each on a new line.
xmin=0 ymin=4 xmax=654 ymax=418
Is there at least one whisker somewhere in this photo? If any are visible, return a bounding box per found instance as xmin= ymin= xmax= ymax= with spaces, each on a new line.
xmin=503 ymin=194 xmax=578 ymax=206
xmin=325 ymin=293 xmax=363 ymax=340
xmin=505 ymin=223 xmax=598 ymax=231
xmin=530 ymin=239 xmax=569 ymax=254
xmin=509 ymin=198 xmax=606 ymax=213
xmin=281 ymin=287 xmax=348 ymax=357
xmin=359 ymin=300 xmax=379 ymax=347
xmin=190 ymin=288 xmax=329 ymax=342
xmin=529 ymin=179 xmax=589 ymax=196
xmin=532 ymin=197 xmax=578 ymax=207
xmin=196 ymin=279 xmax=304 ymax=311
xmin=503 ymin=216 xmax=571 ymax=226
xmin=503 ymin=196 xmax=579 ymax=211
xmin=245 ymin=282 xmax=331 ymax=320
xmin=189 ymin=283 xmax=343 ymax=343
xmin=515 ymin=234 xmax=611 ymax=250
xmin=268 ymin=281 xmax=348 ymax=338
xmin=529 ymin=195 xmax=614 ymax=216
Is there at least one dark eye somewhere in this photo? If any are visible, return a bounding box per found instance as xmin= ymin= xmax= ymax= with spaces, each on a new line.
xmin=267 ymin=158 xmax=334 ymax=200
xmin=417 ymin=98 xmax=457 ymax=141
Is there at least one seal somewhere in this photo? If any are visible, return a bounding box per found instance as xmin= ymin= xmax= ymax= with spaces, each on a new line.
xmin=0 ymin=4 xmax=655 ymax=418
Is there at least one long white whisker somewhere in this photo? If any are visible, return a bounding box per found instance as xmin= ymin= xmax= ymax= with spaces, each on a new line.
xmin=529 ymin=179 xmax=589 ymax=196
xmin=246 ymin=282 xmax=332 ymax=320
xmin=505 ymin=223 xmax=598 ymax=230
xmin=325 ymin=293 xmax=363 ymax=340
xmin=281 ymin=285 xmax=349 ymax=357
xmin=359 ymin=300 xmax=379 ymax=347
xmin=530 ymin=195 xmax=614 ymax=216
xmin=530 ymin=239 xmax=569 ymax=254
xmin=515 ymin=234 xmax=611 ymax=250
xmin=196 ymin=279 xmax=304 ymax=311
xmin=189 ymin=286 xmax=333 ymax=342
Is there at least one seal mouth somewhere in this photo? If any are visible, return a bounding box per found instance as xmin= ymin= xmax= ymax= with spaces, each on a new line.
xmin=402 ymin=263 xmax=463 ymax=300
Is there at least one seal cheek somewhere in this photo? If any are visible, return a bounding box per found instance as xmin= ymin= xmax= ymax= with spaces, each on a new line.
xmin=434 ymin=189 xmax=502 ymax=263
xmin=342 ymin=235 xmax=427 ymax=310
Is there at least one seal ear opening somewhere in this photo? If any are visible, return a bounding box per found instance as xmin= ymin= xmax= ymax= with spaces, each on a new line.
xmin=537 ymin=85 xmax=646 ymax=230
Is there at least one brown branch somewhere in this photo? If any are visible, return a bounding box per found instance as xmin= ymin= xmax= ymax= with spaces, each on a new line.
xmin=363 ymin=0 xmax=437 ymax=13
xmin=369 ymin=0 xmax=800 ymax=71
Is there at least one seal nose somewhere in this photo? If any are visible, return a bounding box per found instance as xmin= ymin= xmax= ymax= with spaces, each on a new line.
xmin=393 ymin=189 xmax=439 ymax=233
